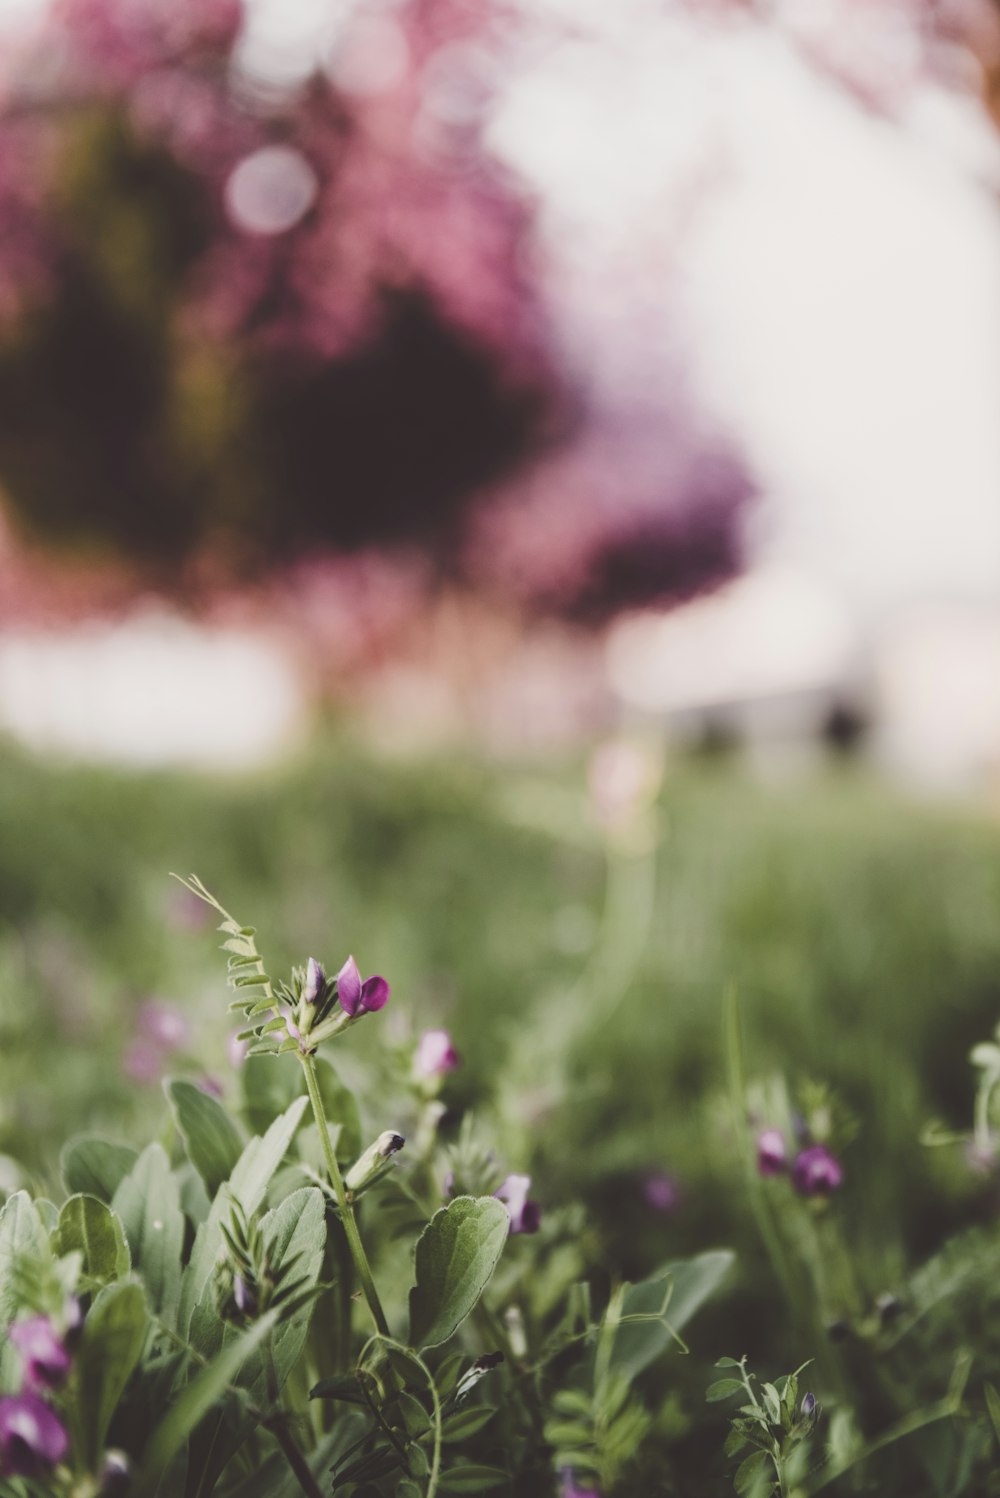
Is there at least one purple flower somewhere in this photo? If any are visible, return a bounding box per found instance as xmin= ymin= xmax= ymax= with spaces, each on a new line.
xmin=337 ymin=956 xmax=390 ymax=1018
xmin=792 ymin=1145 xmax=843 ymax=1196
xmin=640 ymin=1170 xmax=679 ymax=1214
xmin=0 ymin=1393 xmax=69 ymax=1477
xmin=415 ymin=1029 xmax=460 ymax=1078
xmin=8 ymin=1317 xmax=71 ymax=1391
xmin=801 ymin=1391 xmax=816 ymax=1417
xmin=303 ymin=957 xmax=325 ymax=1005
xmin=757 ymin=1129 xmax=788 ymax=1177
xmin=495 ymin=1174 xmax=541 ymax=1235
xmin=136 ymin=1002 xmax=190 ymax=1051
xmin=560 ymin=1470 xmax=601 ymax=1498
xmin=280 ymin=1006 xmax=303 ymax=1046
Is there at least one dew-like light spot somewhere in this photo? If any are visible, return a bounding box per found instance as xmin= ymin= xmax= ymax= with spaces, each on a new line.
xmin=224 ymin=145 xmax=318 ymax=236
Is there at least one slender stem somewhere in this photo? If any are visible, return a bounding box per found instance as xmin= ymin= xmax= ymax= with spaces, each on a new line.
xmin=299 ymin=1052 xmax=390 ymax=1338
xmin=262 ymin=1416 xmax=325 ymax=1498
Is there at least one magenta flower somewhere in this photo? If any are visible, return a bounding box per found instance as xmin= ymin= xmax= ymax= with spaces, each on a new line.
xmin=560 ymin=1470 xmax=601 ymax=1498
xmin=415 ymin=1029 xmax=460 ymax=1078
xmin=337 ymin=956 xmax=390 ymax=1018
xmin=0 ymin=1393 xmax=69 ymax=1477
xmin=495 ymin=1174 xmax=541 ymax=1235
xmin=303 ymin=957 xmax=326 ymax=1005
xmin=792 ymin=1145 xmax=843 ymax=1196
xmin=8 ymin=1318 xmax=71 ymax=1391
xmin=640 ymin=1170 xmax=679 ymax=1214
xmin=757 ymin=1129 xmax=788 ymax=1177
xmin=136 ymin=1002 xmax=190 ymax=1050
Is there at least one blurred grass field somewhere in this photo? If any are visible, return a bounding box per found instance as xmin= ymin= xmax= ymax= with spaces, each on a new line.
xmin=2 ymin=730 xmax=1000 ymax=1379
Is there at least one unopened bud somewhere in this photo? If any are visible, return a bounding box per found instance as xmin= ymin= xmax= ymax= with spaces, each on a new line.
xmin=100 ymin=1449 xmax=131 ymax=1496
xmin=345 ymin=1131 xmax=405 ymax=1193
xmin=233 ymin=1274 xmax=258 ymax=1319
xmin=303 ymin=958 xmax=325 ymax=1005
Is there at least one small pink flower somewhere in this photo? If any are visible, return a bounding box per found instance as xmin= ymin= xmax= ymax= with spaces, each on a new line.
xmin=0 ymin=1392 xmax=69 ymax=1476
xmin=640 ymin=1170 xmax=679 ymax=1214
xmin=123 ymin=1039 xmax=165 ymax=1086
xmin=495 ymin=1174 xmax=541 ymax=1235
xmin=415 ymin=1029 xmax=460 ymax=1078
xmin=8 ymin=1318 xmax=71 ymax=1391
xmin=757 ymin=1129 xmax=788 ymax=1176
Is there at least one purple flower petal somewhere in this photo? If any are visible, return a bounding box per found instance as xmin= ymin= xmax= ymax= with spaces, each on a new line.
xmin=791 ymin=1145 xmax=843 ymax=1196
xmin=415 ymin=1028 xmax=460 ymax=1078
xmin=495 ymin=1173 xmax=541 ymax=1235
xmin=0 ymin=1393 xmax=69 ymax=1476
xmin=756 ymin=1129 xmax=788 ymax=1177
xmin=303 ymin=957 xmax=325 ymax=1005
xmin=360 ymin=975 xmax=390 ymax=1013
xmin=337 ymin=956 xmax=363 ymax=1016
xmin=8 ymin=1318 xmax=70 ymax=1391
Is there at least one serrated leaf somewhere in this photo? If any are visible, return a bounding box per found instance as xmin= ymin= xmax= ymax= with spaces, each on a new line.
xmin=75 ymin=1278 xmax=148 ymax=1470
xmin=408 ymin=1196 xmax=509 ymax=1350
xmin=166 ymin=1080 xmax=246 ymax=1200
xmin=611 ymin=1250 xmax=734 ymax=1381
xmin=437 ymin=1465 xmax=509 ymax=1492
xmin=60 ymin=1137 xmax=138 ymax=1203
xmin=52 ymin=1195 xmax=129 ymax=1288
xmin=111 ymin=1144 xmax=184 ymax=1325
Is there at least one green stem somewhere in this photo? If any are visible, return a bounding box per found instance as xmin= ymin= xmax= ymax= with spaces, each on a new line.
xmin=299 ymin=1052 xmax=390 ymax=1338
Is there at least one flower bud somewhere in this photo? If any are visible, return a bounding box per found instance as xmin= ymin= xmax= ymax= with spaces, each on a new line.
xmin=756 ymin=1129 xmax=787 ymax=1176
xmin=344 ymin=1131 xmax=405 ymax=1193
xmin=800 ymin=1391 xmax=816 ymax=1418
xmin=303 ymin=957 xmax=325 ymax=1005
xmin=233 ymin=1274 xmax=258 ymax=1319
xmin=99 ymin=1449 xmax=131 ymax=1496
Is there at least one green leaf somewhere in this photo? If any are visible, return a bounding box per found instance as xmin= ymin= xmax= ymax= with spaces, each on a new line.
xmin=611 ymin=1250 xmax=734 ymax=1381
xmin=716 ymin=1356 xmax=743 ymax=1368
xmin=75 ymin=1278 xmax=148 ymax=1470
xmin=111 ymin=1144 xmax=184 ymax=1324
xmin=0 ymin=1192 xmax=48 ymax=1386
xmin=440 ymin=1405 xmax=497 ymax=1443
xmin=986 ymin=1382 xmax=1000 ymax=1446
xmin=136 ymin=1310 xmax=279 ymax=1487
xmin=408 ymin=1196 xmax=509 ymax=1350
xmin=61 ymin=1137 xmax=138 ymax=1203
xmin=255 ymin=1187 xmax=326 ymax=1393
xmin=734 ymin=1448 xmax=770 ymax=1495
xmin=178 ymin=1097 xmax=307 ymax=1337
xmin=437 ymin=1464 xmax=509 ymax=1491
xmin=52 ymin=1195 xmax=129 ymax=1289
xmin=166 ymin=1079 xmax=246 ymax=1199
xmin=241 ymin=1057 xmax=302 ymax=1137
xmin=707 ymin=1379 xmax=746 ymax=1403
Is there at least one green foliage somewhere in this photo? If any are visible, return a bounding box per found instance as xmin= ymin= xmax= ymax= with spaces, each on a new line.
xmin=408 ymin=1197 xmax=510 ymax=1350
xmin=53 ymin=1194 xmax=130 ymax=1289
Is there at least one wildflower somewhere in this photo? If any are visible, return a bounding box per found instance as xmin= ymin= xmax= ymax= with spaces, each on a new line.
xmin=233 ymin=1274 xmax=258 ymax=1319
xmin=280 ymin=1006 xmax=303 ymax=1046
xmin=136 ymin=1002 xmax=190 ymax=1051
xmin=415 ymin=1029 xmax=460 ymax=1078
xmin=560 ymin=1470 xmax=601 ymax=1498
xmin=0 ymin=1393 xmax=69 ymax=1477
xmin=495 ymin=1174 xmax=541 ymax=1235
xmin=800 ymin=1391 xmax=816 ymax=1418
xmin=337 ymin=956 xmax=390 ymax=1018
xmin=791 ymin=1145 xmax=843 ymax=1196
xmin=303 ymin=957 xmax=325 ymax=1005
xmin=640 ymin=1170 xmax=679 ymax=1213
xmin=756 ymin=1129 xmax=788 ymax=1176
xmin=8 ymin=1317 xmax=71 ymax=1391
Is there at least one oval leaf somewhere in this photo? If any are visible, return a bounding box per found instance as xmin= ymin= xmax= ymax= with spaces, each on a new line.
xmin=52 ymin=1195 xmax=129 ymax=1288
xmin=60 ymin=1137 xmax=137 ymax=1204
xmin=408 ymin=1196 xmax=509 ymax=1350
xmin=166 ymin=1079 xmax=245 ymax=1199
xmin=75 ymin=1278 xmax=148 ymax=1470
xmin=111 ymin=1143 xmax=184 ymax=1324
